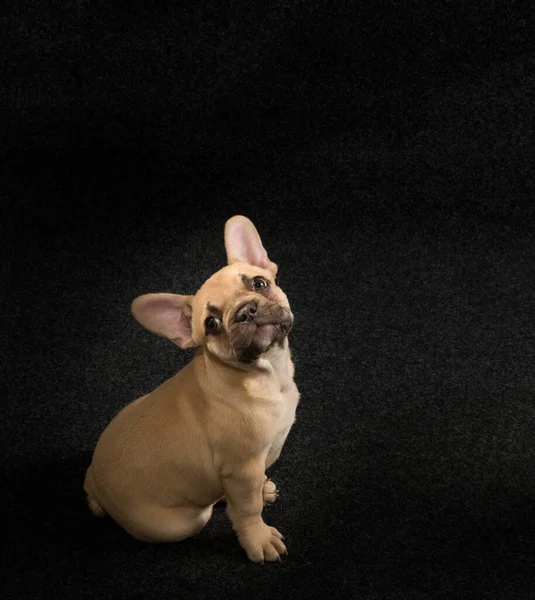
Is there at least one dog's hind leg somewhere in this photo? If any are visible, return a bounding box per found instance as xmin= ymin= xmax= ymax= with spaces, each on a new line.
xmin=262 ymin=478 xmax=278 ymax=504
xmin=123 ymin=505 xmax=214 ymax=543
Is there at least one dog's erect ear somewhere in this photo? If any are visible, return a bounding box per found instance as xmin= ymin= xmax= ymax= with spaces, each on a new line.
xmin=131 ymin=293 xmax=196 ymax=349
xmin=224 ymin=215 xmax=278 ymax=275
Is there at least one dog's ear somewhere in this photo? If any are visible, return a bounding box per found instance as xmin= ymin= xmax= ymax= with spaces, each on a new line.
xmin=224 ymin=215 xmax=278 ymax=275
xmin=131 ymin=293 xmax=196 ymax=349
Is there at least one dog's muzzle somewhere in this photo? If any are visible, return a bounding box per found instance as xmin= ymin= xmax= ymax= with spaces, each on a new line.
xmin=234 ymin=302 xmax=292 ymax=328
xmin=230 ymin=302 xmax=293 ymax=362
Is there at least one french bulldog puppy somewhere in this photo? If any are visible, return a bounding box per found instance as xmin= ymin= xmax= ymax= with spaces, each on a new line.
xmin=84 ymin=216 xmax=300 ymax=563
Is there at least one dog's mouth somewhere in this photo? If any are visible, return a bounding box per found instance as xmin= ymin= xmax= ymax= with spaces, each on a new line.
xmin=228 ymin=303 xmax=293 ymax=363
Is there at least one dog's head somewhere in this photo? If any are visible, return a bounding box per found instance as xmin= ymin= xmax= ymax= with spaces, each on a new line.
xmin=132 ymin=216 xmax=293 ymax=365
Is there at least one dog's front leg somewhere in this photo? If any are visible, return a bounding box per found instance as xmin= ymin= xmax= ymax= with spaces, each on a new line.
xmin=223 ymin=461 xmax=287 ymax=563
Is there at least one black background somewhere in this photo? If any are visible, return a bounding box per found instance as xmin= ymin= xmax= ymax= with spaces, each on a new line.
xmin=2 ymin=1 xmax=534 ymax=599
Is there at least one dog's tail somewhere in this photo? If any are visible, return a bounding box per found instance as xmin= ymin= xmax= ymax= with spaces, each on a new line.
xmin=84 ymin=465 xmax=108 ymax=518
xmin=87 ymin=495 xmax=108 ymax=518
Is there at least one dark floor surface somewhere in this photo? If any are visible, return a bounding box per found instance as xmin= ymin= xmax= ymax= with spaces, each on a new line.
xmin=2 ymin=2 xmax=535 ymax=598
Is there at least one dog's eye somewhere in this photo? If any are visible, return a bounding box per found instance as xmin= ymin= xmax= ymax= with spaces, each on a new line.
xmin=205 ymin=316 xmax=221 ymax=334
xmin=252 ymin=277 xmax=268 ymax=291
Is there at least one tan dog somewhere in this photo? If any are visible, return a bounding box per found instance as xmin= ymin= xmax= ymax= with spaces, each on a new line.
xmin=84 ymin=216 xmax=300 ymax=563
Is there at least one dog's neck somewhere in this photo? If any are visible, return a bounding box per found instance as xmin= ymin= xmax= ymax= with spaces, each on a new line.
xmin=255 ymin=340 xmax=292 ymax=377
xmin=193 ymin=340 xmax=294 ymax=398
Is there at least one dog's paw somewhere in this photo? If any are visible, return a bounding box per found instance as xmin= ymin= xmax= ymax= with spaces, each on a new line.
xmin=263 ymin=479 xmax=279 ymax=504
xmin=239 ymin=524 xmax=287 ymax=563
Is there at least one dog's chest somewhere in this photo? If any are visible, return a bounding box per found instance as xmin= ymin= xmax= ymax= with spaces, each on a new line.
xmin=274 ymin=385 xmax=299 ymax=438
xmin=227 ymin=350 xmax=299 ymax=453
xmin=248 ymin=378 xmax=299 ymax=442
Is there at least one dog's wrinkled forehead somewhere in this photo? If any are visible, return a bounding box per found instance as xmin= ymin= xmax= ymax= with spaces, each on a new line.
xmin=198 ymin=263 xmax=273 ymax=299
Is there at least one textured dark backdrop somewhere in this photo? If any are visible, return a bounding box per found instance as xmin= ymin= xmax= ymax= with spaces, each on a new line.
xmin=2 ymin=1 xmax=534 ymax=599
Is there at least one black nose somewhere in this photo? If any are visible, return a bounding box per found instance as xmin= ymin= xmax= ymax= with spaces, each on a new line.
xmin=236 ymin=303 xmax=258 ymax=323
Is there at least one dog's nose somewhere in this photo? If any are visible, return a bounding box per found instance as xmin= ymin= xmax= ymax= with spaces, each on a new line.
xmin=236 ymin=303 xmax=258 ymax=323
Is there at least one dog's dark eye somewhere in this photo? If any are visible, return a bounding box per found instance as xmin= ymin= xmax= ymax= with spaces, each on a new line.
xmin=252 ymin=277 xmax=268 ymax=291
xmin=205 ymin=316 xmax=221 ymax=334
